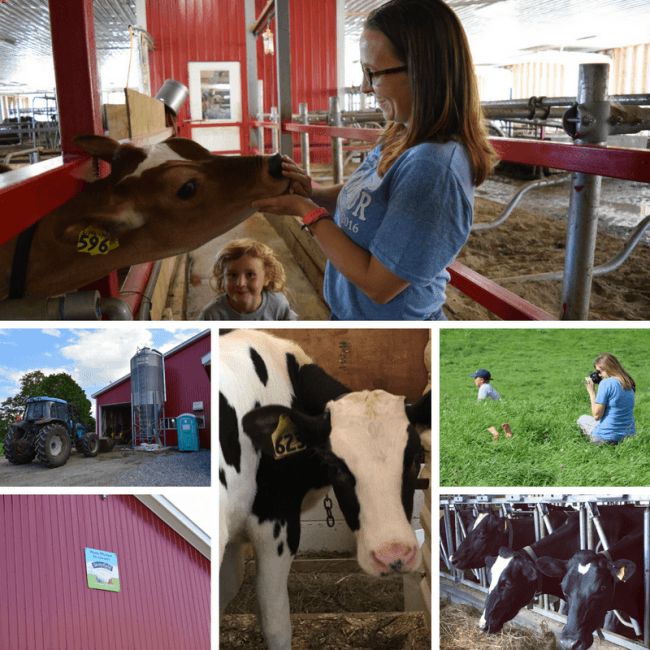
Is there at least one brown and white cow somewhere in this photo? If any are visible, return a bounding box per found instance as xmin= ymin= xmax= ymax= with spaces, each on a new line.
xmin=0 ymin=135 xmax=289 ymax=300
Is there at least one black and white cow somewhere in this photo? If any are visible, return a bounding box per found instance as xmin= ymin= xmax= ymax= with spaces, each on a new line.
xmin=536 ymin=529 xmax=643 ymax=650
xmin=219 ymin=329 xmax=430 ymax=650
xmin=479 ymin=505 xmax=645 ymax=634
xmin=449 ymin=508 xmax=569 ymax=570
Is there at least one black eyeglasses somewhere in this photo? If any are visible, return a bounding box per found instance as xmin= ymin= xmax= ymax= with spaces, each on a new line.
xmin=361 ymin=65 xmax=408 ymax=87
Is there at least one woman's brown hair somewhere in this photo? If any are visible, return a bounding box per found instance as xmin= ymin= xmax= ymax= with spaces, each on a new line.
xmin=365 ymin=0 xmax=497 ymax=184
xmin=211 ymin=239 xmax=287 ymax=295
xmin=594 ymin=353 xmax=635 ymax=392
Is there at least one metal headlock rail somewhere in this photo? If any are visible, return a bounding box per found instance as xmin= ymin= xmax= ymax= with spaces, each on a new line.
xmin=440 ymin=495 xmax=650 ymax=650
xmin=256 ymin=63 xmax=650 ymax=321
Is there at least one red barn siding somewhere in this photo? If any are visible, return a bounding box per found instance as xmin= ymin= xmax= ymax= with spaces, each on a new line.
xmin=0 ymin=495 xmax=210 ymax=650
xmin=145 ymin=0 xmax=338 ymax=156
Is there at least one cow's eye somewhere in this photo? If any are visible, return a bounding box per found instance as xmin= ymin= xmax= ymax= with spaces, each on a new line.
xmin=177 ymin=180 xmax=197 ymax=200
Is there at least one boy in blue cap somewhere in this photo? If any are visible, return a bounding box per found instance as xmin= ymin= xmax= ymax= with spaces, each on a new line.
xmin=469 ymin=369 xmax=500 ymax=401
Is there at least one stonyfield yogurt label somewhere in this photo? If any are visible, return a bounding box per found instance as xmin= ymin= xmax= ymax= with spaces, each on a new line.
xmin=85 ymin=548 xmax=120 ymax=592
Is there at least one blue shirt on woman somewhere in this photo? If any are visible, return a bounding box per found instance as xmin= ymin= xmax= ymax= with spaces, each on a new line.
xmin=323 ymin=140 xmax=474 ymax=320
xmin=595 ymin=377 xmax=636 ymax=441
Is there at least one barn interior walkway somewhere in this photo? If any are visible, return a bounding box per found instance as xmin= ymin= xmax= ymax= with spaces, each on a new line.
xmin=186 ymin=213 xmax=331 ymax=321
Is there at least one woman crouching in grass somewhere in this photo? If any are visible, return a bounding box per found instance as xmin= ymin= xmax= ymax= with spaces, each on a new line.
xmin=578 ymin=353 xmax=636 ymax=446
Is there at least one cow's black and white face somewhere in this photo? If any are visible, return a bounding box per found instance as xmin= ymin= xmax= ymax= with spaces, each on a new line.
xmin=450 ymin=511 xmax=507 ymax=569
xmin=243 ymin=388 xmax=429 ymax=578
xmin=536 ymin=550 xmax=637 ymax=650
xmin=480 ymin=548 xmax=537 ymax=634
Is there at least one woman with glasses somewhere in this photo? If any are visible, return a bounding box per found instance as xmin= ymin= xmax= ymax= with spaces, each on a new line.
xmin=578 ymin=353 xmax=636 ymax=445
xmin=252 ymin=0 xmax=496 ymax=320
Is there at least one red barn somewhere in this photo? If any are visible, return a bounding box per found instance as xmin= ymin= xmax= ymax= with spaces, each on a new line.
xmin=93 ymin=330 xmax=211 ymax=449
xmin=0 ymin=494 xmax=210 ymax=650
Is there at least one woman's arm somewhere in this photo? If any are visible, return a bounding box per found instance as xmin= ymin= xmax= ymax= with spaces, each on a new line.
xmin=583 ymin=377 xmax=606 ymax=420
xmin=251 ymin=193 xmax=409 ymax=304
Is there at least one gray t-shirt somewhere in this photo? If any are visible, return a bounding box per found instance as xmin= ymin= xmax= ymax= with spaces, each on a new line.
xmin=198 ymin=291 xmax=298 ymax=321
xmin=478 ymin=384 xmax=500 ymax=401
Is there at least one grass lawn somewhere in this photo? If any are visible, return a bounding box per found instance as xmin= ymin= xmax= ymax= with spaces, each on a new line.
xmin=440 ymin=328 xmax=650 ymax=487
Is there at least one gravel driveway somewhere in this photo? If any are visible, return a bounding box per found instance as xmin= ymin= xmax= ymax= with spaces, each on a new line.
xmin=0 ymin=446 xmax=211 ymax=487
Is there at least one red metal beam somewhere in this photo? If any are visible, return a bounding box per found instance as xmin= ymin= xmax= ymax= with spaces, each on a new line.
xmin=48 ymin=0 xmax=103 ymax=158
xmin=0 ymin=157 xmax=91 ymax=247
xmin=447 ymin=261 xmax=557 ymax=320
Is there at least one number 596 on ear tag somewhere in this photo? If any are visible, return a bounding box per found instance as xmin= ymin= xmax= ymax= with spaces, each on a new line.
xmin=77 ymin=226 xmax=119 ymax=255
xmin=271 ymin=414 xmax=307 ymax=459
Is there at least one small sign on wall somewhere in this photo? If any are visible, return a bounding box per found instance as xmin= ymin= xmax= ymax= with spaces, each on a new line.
xmin=85 ymin=548 xmax=120 ymax=592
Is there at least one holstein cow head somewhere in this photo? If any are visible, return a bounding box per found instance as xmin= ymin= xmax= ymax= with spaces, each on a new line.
xmin=450 ymin=510 xmax=511 ymax=570
xmin=479 ymin=547 xmax=538 ymax=634
xmin=536 ymin=550 xmax=637 ymax=650
xmin=1 ymin=135 xmax=290 ymax=299
xmin=242 ymin=389 xmax=430 ymax=577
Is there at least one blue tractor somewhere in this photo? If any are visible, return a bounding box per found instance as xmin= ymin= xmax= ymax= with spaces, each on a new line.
xmin=4 ymin=396 xmax=98 ymax=468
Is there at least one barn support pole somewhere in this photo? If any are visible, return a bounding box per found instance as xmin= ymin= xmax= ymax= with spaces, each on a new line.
xmin=299 ymin=103 xmax=311 ymax=174
xmin=275 ymin=0 xmax=293 ymax=157
xmin=560 ymin=64 xmax=610 ymax=320
xmin=330 ymin=96 xmax=344 ymax=184
xmin=245 ymin=0 xmax=261 ymax=154
xmin=48 ymin=0 xmax=103 ymax=159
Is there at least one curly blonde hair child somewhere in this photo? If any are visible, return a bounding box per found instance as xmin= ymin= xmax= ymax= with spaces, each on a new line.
xmin=210 ymin=238 xmax=287 ymax=295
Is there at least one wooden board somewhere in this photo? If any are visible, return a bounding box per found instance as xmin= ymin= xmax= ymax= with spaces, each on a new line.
xmin=260 ymin=328 xmax=430 ymax=399
xmin=103 ymin=89 xmax=166 ymax=141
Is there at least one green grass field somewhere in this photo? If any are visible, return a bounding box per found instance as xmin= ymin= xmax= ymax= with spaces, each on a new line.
xmin=440 ymin=328 xmax=650 ymax=487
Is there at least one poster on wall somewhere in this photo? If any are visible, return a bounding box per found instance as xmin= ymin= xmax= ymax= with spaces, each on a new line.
xmin=85 ymin=547 xmax=120 ymax=592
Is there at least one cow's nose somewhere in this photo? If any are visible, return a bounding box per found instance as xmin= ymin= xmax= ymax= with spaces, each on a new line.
xmin=371 ymin=543 xmax=417 ymax=575
xmin=268 ymin=153 xmax=284 ymax=179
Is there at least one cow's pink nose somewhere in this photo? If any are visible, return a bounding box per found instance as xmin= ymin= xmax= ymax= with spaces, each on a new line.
xmin=370 ymin=543 xmax=417 ymax=575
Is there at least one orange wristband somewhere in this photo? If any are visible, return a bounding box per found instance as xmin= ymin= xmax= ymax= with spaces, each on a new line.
xmin=301 ymin=207 xmax=333 ymax=234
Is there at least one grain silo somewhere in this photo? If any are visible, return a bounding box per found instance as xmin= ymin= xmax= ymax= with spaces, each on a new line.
xmin=130 ymin=347 xmax=166 ymax=447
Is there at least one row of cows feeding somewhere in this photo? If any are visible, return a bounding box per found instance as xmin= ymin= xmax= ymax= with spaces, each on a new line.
xmin=219 ymin=330 xmax=431 ymax=650
xmin=442 ymin=503 xmax=647 ymax=650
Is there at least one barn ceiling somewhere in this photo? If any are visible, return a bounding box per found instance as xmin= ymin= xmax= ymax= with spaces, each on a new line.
xmin=0 ymin=0 xmax=649 ymax=95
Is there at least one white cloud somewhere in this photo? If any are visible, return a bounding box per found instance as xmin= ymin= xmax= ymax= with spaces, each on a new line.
xmin=59 ymin=329 xmax=155 ymax=387
xmin=42 ymin=329 xmax=62 ymax=338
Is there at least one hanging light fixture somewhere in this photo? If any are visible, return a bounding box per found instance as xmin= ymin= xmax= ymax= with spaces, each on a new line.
xmin=263 ymin=26 xmax=274 ymax=55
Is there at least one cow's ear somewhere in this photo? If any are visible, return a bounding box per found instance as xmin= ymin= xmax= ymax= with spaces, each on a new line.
xmin=73 ymin=134 xmax=121 ymax=162
xmin=497 ymin=517 xmax=509 ymax=534
xmin=289 ymin=359 xmax=350 ymax=415
xmin=242 ymin=405 xmax=331 ymax=460
xmin=485 ymin=555 xmax=497 ymax=576
xmin=612 ymin=559 xmax=636 ymax=583
xmin=535 ymin=556 xmax=568 ymax=579
xmin=406 ymin=391 xmax=431 ymax=429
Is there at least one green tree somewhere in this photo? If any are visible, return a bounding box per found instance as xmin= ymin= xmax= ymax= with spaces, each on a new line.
xmin=0 ymin=372 xmax=95 ymax=442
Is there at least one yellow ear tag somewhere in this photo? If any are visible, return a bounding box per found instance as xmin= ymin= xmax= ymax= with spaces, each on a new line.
xmin=77 ymin=226 xmax=119 ymax=255
xmin=270 ymin=414 xmax=307 ymax=459
xmin=617 ymin=566 xmax=627 ymax=582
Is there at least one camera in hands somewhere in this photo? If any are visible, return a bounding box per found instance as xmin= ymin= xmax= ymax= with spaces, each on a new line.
xmin=589 ymin=370 xmax=602 ymax=384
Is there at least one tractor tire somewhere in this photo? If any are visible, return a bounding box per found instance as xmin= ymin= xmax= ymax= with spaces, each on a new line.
xmin=3 ymin=428 xmax=36 ymax=465
xmin=81 ymin=433 xmax=100 ymax=457
xmin=35 ymin=423 xmax=72 ymax=468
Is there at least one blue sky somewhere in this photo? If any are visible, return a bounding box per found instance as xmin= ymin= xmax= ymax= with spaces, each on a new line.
xmin=0 ymin=327 xmax=207 ymax=416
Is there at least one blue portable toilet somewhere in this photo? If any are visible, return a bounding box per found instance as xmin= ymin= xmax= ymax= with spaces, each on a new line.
xmin=176 ymin=414 xmax=199 ymax=451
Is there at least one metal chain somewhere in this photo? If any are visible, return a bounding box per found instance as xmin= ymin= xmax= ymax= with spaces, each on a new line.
xmin=324 ymin=495 xmax=335 ymax=528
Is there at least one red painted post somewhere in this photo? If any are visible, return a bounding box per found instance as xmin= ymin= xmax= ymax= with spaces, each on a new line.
xmin=48 ymin=0 xmax=103 ymax=159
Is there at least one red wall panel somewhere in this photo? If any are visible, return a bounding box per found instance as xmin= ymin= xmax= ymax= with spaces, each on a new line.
xmin=0 ymin=495 xmax=209 ymax=650
xmin=146 ymin=0 xmax=338 ymax=156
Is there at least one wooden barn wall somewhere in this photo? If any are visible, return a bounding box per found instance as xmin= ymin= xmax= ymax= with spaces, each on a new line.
xmin=95 ymin=334 xmax=211 ymax=448
xmin=506 ymin=62 xmax=566 ymax=99
xmin=605 ymin=43 xmax=650 ymax=94
xmin=0 ymin=495 xmax=210 ymax=650
xmin=261 ymin=328 xmax=431 ymax=399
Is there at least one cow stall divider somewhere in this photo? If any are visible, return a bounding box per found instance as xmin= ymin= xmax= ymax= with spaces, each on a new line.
xmin=440 ymin=495 xmax=650 ymax=650
xmin=253 ymin=65 xmax=650 ymax=320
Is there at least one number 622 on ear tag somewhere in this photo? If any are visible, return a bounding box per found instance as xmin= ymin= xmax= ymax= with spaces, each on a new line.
xmin=271 ymin=414 xmax=307 ymax=459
